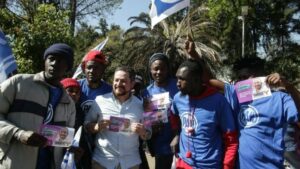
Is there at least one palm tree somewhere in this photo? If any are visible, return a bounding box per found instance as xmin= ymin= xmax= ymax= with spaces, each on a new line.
xmin=122 ymin=5 xmax=222 ymax=78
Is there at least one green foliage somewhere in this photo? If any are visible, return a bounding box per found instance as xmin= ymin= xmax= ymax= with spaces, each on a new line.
xmin=98 ymin=18 xmax=109 ymax=36
xmin=206 ymin=0 xmax=300 ymax=81
xmin=207 ymin=0 xmax=241 ymax=60
xmin=265 ymin=43 xmax=300 ymax=82
xmin=122 ymin=5 xmax=222 ymax=81
xmin=73 ymin=25 xmax=124 ymax=83
xmin=102 ymin=26 xmax=124 ymax=83
xmin=73 ymin=23 xmax=100 ymax=66
xmin=1 ymin=0 xmax=123 ymax=74
xmin=0 ymin=9 xmax=20 ymax=31
xmin=6 ymin=4 xmax=73 ymax=73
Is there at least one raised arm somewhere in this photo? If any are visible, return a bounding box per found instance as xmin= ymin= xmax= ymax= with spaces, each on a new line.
xmin=185 ymin=36 xmax=215 ymax=84
xmin=267 ymin=73 xmax=300 ymax=126
xmin=267 ymin=73 xmax=300 ymax=112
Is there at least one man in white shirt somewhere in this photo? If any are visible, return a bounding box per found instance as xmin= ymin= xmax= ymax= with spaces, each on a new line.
xmin=85 ymin=66 xmax=150 ymax=169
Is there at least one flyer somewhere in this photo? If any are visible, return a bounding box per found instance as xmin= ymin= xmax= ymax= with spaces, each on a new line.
xmin=39 ymin=124 xmax=75 ymax=147
xmin=143 ymin=92 xmax=170 ymax=125
xmin=235 ymin=77 xmax=272 ymax=103
xmin=144 ymin=92 xmax=170 ymax=111
xmin=143 ymin=110 xmax=167 ymax=127
xmin=109 ymin=116 xmax=131 ymax=132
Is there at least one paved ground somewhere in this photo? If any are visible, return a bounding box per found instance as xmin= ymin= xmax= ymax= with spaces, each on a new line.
xmin=145 ymin=153 xmax=299 ymax=169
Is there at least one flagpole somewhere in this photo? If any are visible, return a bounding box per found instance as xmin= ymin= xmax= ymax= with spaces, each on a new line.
xmin=187 ymin=6 xmax=195 ymax=40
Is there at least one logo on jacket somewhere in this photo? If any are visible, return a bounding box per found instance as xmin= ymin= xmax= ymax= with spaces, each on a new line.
xmin=44 ymin=104 xmax=54 ymax=124
xmin=238 ymin=105 xmax=260 ymax=128
xmin=81 ymin=100 xmax=94 ymax=114
xmin=181 ymin=112 xmax=198 ymax=135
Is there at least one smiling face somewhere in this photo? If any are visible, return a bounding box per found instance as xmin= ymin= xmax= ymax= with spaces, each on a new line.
xmin=44 ymin=55 xmax=68 ymax=85
xmin=84 ymin=61 xmax=106 ymax=86
xmin=254 ymin=80 xmax=262 ymax=91
xmin=113 ymin=70 xmax=135 ymax=98
xmin=150 ymin=60 xmax=169 ymax=86
xmin=59 ymin=128 xmax=68 ymax=140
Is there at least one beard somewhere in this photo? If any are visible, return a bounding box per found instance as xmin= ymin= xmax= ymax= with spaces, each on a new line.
xmin=113 ymin=87 xmax=129 ymax=97
xmin=179 ymin=87 xmax=189 ymax=96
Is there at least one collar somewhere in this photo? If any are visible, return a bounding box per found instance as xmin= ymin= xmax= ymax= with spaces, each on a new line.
xmin=189 ymin=86 xmax=217 ymax=100
xmin=33 ymin=72 xmax=71 ymax=104
xmin=112 ymin=92 xmax=133 ymax=105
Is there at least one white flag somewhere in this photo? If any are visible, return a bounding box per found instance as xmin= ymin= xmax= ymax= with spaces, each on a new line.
xmin=72 ymin=37 xmax=109 ymax=79
xmin=149 ymin=0 xmax=190 ymax=29
xmin=61 ymin=126 xmax=82 ymax=169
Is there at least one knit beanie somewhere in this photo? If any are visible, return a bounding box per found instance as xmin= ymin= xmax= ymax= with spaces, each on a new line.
xmin=81 ymin=50 xmax=107 ymax=70
xmin=60 ymin=78 xmax=80 ymax=89
xmin=149 ymin=53 xmax=170 ymax=68
xmin=43 ymin=43 xmax=74 ymax=71
xmin=148 ymin=53 xmax=171 ymax=80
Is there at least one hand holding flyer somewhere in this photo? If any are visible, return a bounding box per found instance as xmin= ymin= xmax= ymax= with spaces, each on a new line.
xmin=39 ymin=124 xmax=75 ymax=147
xmin=235 ymin=77 xmax=272 ymax=103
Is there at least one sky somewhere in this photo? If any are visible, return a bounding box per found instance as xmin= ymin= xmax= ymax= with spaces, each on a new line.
xmin=106 ymin=0 xmax=150 ymax=30
xmin=92 ymin=0 xmax=300 ymax=44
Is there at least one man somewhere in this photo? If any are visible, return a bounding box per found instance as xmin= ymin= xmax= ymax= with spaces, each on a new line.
xmin=60 ymin=78 xmax=91 ymax=169
xmin=78 ymin=50 xmax=112 ymax=168
xmin=229 ymin=57 xmax=299 ymax=169
xmin=0 ymin=43 xmax=76 ymax=169
xmin=172 ymin=59 xmax=238 ymax=169
xmin=85 ymin=66 xmax=151 ymax=169
xmin=253 ymin=79 xmax=262 ymax=93
xmin=142 ymin=53 xmax=178 ymax=169
xmin=186 ymin=37 xmax=300 ymax=168
xmin=208 ymin=56 xmax=300 ymax=169
xmin=58 ymin=127 xmax=69 ymax=141
xmin=132 ymin=73 xmax=144 ymax=100
xmin=78 ymin=50 xmax=112 ymax=114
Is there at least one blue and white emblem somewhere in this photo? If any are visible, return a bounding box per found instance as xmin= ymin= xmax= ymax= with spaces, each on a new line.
xmin=181 ymin=112 xmax=198 ymax=135
xmin=238 ymin=105 xmax=260 ymax=128
xmin=44 ymin=104 xmax=54 ymax=124
xmin=81 ymin=100 xmax=94 ymax=114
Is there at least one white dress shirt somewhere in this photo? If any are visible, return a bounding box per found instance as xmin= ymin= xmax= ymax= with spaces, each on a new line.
xmin=85 ymin=92 xmax=144 ymax=169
